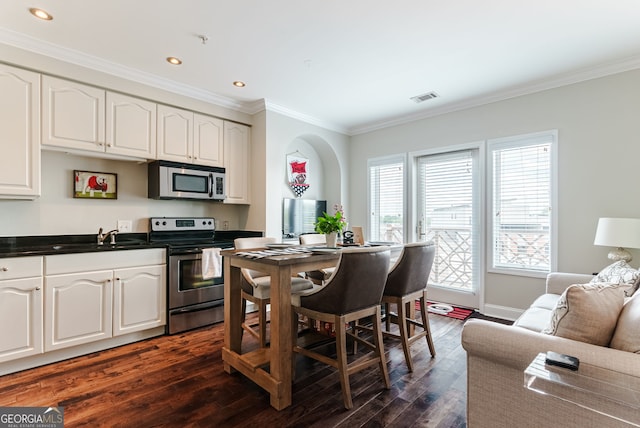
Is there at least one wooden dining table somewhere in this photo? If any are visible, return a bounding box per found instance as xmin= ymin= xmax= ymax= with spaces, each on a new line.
xmin=221 ymin=247 xmax=340 ymax=410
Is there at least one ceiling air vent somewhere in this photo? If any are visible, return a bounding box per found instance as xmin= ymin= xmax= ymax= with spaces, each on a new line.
xmin=410 ymin=91 xmax=439 ymax=103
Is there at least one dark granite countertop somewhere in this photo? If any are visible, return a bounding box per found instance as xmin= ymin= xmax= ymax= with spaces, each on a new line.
xmin=0 ymin=233 xmax=166 ymax=258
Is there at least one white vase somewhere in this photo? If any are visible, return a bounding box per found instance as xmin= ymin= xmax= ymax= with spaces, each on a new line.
xmin=326 ymin=232 xmax=337 ymax=248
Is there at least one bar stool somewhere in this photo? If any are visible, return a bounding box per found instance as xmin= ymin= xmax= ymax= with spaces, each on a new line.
xmin=298 ymin=233 xmax=335 ymax=284
xmin=291 ymin=246 xmax=391 ymax=409
xmin=234 ymin=237 xmax=314 ymax=348
xmin=382 ymin=241 xmax=436 ymax=371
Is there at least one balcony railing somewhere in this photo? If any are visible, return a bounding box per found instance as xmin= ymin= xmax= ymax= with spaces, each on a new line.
xmin=376 ymin=225 xmax=549 ymax=290
xmin=494 ymin=228 xmax=550 ymax=270
xmin=426 ymin=228 xmax=473 ymax=291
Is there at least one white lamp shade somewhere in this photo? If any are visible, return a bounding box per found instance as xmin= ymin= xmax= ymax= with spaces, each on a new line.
xmin=593 ymin=218 xmax=640 ymax=249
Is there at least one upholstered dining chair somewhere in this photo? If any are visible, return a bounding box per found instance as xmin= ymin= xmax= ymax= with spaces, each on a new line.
xmin=291 ymin=246 xmax=391 ymax=409
xmin=298 ymin=233 xmax=335 ymax=284
xmin=381 ymin=241 xmax=436 ymax=372
xmin=234 ymin=237 xmax=314 ymax=348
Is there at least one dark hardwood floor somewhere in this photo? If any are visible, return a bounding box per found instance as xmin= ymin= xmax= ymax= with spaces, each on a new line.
xmin=0 ymin=312 xmax=494 ymax=427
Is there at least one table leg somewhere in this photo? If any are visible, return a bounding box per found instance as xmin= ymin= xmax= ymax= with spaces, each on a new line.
xmin=267 ymin=266 xmax=293 ymax=409
xmin=223 ymin=259 xmax=242 ymax=373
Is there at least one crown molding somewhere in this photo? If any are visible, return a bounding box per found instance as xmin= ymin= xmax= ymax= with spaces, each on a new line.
xmin=0 ymin=28 xmax=348 ymax=131
xmin=262 ymin=101 xmax=349 ymax=134
xmin=4 ymin=27 xmax=640 ymax=137
xmin=0 ymin=28 xmax=245 ymax=111
xmin=350 ymin=53 xmax=640 ymax=135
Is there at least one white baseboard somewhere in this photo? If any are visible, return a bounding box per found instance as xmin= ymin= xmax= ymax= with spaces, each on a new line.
xmin=480 ymin=304 xmax=523 ymax=321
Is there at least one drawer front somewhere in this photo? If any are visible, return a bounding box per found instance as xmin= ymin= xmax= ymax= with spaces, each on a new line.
xmin=0 ymin=257 xmax=43 ymax=280
xmin=44 ymin=249 xmax=165 ymax=275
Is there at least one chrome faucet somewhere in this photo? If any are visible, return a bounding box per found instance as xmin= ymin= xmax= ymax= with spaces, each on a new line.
xmin=97 ymin=227 xmax=118 ymax=245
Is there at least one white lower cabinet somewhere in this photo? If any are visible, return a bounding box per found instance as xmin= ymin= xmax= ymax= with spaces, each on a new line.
xmin=113 ymin=265 xmax=165 ymax=336
xmin=0 ymin=256 xmax=43 ymax=363
xmin=44 ymin=270 xmax=113 ymax=352
xmin=0 ymin=277 xmax=43 ymax=363
xmin=44 ymin=249 xmax=166 ymax=352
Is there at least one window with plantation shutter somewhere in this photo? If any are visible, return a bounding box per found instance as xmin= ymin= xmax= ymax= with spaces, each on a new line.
xmin=368 ymin=156 xmax=405 ymax=243
xmin=489 ymin=131 xmax=556 ymax=274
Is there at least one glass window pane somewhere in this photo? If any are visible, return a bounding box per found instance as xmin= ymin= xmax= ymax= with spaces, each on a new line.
xmin=491 ymin=138 xmax=552 ymax=272
xmin=369 ymin=159 xmax=404 ymax=243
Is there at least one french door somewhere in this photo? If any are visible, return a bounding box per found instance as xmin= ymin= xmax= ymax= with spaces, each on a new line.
xmin=415 ymin=148 xmax=480 ymax=309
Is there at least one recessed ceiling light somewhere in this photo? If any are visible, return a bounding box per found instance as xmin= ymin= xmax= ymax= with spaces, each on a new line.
xmin=166 ymin=57 xmax=182 ymax=65
xmin=29 ymin=8 xmax=53 ymax=21
xmin=233 ymin=81 xmax=246 ymax=88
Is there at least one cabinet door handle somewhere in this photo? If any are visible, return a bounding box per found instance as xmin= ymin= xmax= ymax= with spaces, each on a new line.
xmin=1 ymin=267 xmax=7 ymax=272
xmin=35 ymin=287 xmax=41 ymax=290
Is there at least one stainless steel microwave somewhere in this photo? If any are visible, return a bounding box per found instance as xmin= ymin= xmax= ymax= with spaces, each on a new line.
xmin=148 ymin=160 xmax=226 ymax=201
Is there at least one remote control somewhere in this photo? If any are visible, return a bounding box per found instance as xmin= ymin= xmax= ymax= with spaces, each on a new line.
xmin=545 ymin=351 xmax=579 ymax=371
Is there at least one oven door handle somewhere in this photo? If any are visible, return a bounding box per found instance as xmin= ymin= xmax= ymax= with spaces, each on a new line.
xmin=172 ymin=299 xmax=224 ymax=314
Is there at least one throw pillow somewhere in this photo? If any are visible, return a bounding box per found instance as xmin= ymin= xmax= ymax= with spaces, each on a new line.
xmin=542 ymin=283 xmax=626 ymax=346
xmin=591 ymin=260 xmax=640 ymax=286
xmin=610 ymin=293 xmax=640 ymax=353
xmin=625 ymin=275 xmax=640 ymax=298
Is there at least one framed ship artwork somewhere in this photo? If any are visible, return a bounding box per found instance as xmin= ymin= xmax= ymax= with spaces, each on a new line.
xmin=73 ymin=170 xmax=118 ymax=199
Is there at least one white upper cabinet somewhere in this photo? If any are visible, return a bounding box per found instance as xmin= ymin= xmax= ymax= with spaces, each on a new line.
xmin=0 ymin=64 xmax=41 ymax=199
xmin=193 ymin=113 xmax=224 ymax=167
xmin=106 ymin=92 xmax=157 ymax=158
xmin=42 ymin=75 xmax=156 ymax=160
xmin=157 ymin=104 xmax=193 ymax=163
xmin=223 ymin=121 xmax=251 ymax=204
xmin=42 ymin=75 xmax=106 ymax=152
xmin=158 ymin=105 xmax=224 ymax=167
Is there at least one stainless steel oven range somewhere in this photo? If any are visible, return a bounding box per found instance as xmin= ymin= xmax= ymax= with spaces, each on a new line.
xmin=149 ymin=217 xmax=234 ymax=334
xmin=150 ymin=217 xmax=263 ymax=334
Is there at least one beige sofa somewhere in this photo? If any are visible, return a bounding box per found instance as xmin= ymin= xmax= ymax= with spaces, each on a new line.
xmin=461 ymin=272 xmax=640 ymax=428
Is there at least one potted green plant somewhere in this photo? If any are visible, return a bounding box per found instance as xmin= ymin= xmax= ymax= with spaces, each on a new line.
xmin=315 ymin=205 xmax=346 ymax=247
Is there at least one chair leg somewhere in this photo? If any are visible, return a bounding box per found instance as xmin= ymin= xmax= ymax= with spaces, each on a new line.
xmin=384 ymin=302 xmax=391 ymax=332
xmin=407 ymin=298 xmax=416 ymax=337
xmin=240 ymin=297 xmax=247 ymax=342
xmin=259 ymin=300 xmax=268 ymax=348
xmin=396 ymin=297 xmax=414 ymax=372
xmin=420 ymin=292 xmax=436 ymax=357
xmin=335 ymin=315 xmax=353 ymax=409
xmin=351 ymin=320 xmax=358 ymax=355
xmin=291 ymin=309 xmax=299 ymax=381
xmin=372 ymin=307 xmax=390 ymax=389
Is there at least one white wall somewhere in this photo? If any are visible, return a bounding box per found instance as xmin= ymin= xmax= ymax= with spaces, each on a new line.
xmin=0 ymin=44 xmax=253 ymax=236
xmin=350 ymin=68 xmax=640 ymax=314
xmin=0 ymin=151 xmax=245 ymax=236
xmin=254 ymin=110 xmax=351 ymax=239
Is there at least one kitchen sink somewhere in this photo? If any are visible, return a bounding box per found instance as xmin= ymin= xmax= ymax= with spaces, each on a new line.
xmin=5 ymin=241 xmax=152 ymax=255
xmin=50 ymin=241 xmax=148 ymax=250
